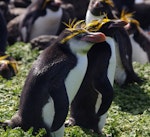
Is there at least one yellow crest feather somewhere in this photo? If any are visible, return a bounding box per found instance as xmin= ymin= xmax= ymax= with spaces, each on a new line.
xmin=100 ymin=0 xmax=114 ymax=7
xmin=0 ymin=55 xmax=9 ymax=61
xmin=61 ymin=19 xmax=87 ymax=44
xmin=0 ymin=59 xmax=18 ymax=74
xmin=121 ymin=9 xmax=140 ymax=26
xmin=86 ymin=16 xmax=111 ymax=32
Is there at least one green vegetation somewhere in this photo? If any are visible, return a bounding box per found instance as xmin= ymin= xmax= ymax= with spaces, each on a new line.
xmin=0 ymin=43 xmax=150 ymax=137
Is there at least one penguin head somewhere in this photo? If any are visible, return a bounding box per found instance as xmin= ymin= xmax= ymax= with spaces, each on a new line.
xmin=60 ymin=20 xmax=106 ymax=44
xmin=87 ymin=0 xmax=115 ymax=18
xmin=59 ymin=20 xmax=106 ymax=53
xmin=0 ymin=54 xmax=18 ymax=79
xmin=28 ymin=0 xmax=61 ymax=16
xmin=41 ymin=0 xmax=61 ymax=11
xmin=86 ymin=18 xmax=127 ymax=36
xmin=60 ymin=29 xmax=106 ymax=54
xmin=120 ymin=10 xmax=140 ymax=35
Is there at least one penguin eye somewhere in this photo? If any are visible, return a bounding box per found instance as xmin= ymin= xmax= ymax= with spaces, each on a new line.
xmin=75 ymin=33 xmax=87 ymax=39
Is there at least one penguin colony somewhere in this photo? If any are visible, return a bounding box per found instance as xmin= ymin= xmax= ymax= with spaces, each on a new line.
xmin=0 ymin=0 xmax=150 ymax=136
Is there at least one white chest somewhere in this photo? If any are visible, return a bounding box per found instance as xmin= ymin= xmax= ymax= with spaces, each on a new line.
xmin=106 ymin=37 xmax=116 ymax=86
xmin=130 ymin=34 xmax=149 ymax=64
xmin=30 ymin=8 xmax=63 ymax=40
xmin=42 ymin=97 xmax=55 ymax=129
xmin=65 ymin=54 xmax=88 ymax=104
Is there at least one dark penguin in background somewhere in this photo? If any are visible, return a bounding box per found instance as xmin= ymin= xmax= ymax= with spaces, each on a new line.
xmin=10 ymin=0 xmax=31 ymax=8
xmin=0 ymin=11 xmax=7 ymax=54
xmin=124 ymin=18 xmax=150 ymax=64
xmin=112 ymin=0 xmax=150 ymax=30
xmin=86 ymin=0 xmax=142 ymax=86
xmin=133 ymin=1 xmax=150 ymax=30
xmin=66 ymin=20 xmax=129 ymax=134
xmin=0 ymin=11 xmax=18 ymax=79
xmin=19 ymin=0 xmax=74 ymax=42
xmin=56 ymin=0 xmax=90 ymax=20
xmin=112 ymin=0 xmax=135 ymax=13
xmin=0 ymin=25 xmax=106 ymax=137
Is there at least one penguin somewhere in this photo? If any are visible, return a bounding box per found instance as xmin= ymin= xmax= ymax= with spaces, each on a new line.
xmin=85 ymin=0 xmax=117 ymax=23
xmin=85 ymin=0 xmax=142 ymax=85
xmin=19 ymin=0 xmax=74 ymax=42
xmin=123 ymin=16 xmax=150 ymax=64
xmin=0 ymin=11 xmax=18 ymax=79
xmin=0 ymin=23 xmax=106 ymax=137
xmin=0 ymin=54 xmax=18 ymax=79
xmin=0 ymin=11 xmax=7 ymax=54
xmin=133 ymin=1 xmax=150 ymax=30
xmin=66 ymin=19 xmax=129 ymax=134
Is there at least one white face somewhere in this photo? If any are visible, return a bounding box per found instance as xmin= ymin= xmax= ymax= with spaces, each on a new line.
xmin=68 ymin=37 xmax=93 ymax=55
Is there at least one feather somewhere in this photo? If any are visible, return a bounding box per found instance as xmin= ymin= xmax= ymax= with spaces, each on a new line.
xmin=120 ymin=10 xmax=140 ymax=27
xmin=61 ymin=20 xmax=87 ymax=44
xmin=100 ymin=0 xmax=114 ymax=7
xmin=86 ymin=17 xmax=111 ymax=32
xmin=0 ymin=55 xmax=18 ymax=74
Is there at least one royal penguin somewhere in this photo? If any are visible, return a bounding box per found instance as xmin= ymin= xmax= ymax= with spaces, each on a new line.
xmin=66 ymin=19 xmax=131 ymax=134
xmin=19 ymin=0 xmax=74 ymax=42
xmin=0 ymin=11 xmax=7 ymax=54
xmin=122 ymin=14 xmax=150 ymax=64
xmin=0 ymin=11 xmax=18 ymax=79
xmin=86 ymin=0 xmax=142 ymax=86
xmin=0 ymin=22 xmax=106 ymax=137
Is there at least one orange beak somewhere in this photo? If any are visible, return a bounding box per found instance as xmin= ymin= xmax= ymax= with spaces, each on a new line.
xmin=81 ymin=32 xmax=106 ymax=43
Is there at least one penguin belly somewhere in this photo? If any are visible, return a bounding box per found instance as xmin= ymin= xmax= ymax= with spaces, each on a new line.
xmin=42 ymin=97 xmax=55 ymax=131
xmin=30 ymin=8 xmax=63 ymax=40
xmin=65 ymin=53 xmax=88 ymax=104
xmin=106 ymin=36 xmax=116 ymax=86
xmin=130 ymin=34 xmax=149 ymax=64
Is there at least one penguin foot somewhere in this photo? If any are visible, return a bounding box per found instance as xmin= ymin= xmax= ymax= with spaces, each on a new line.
xmin=125 ymin=73 xmax=144 ymax=85
xmin=65 ymin=117 xmax=76 ymax=127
